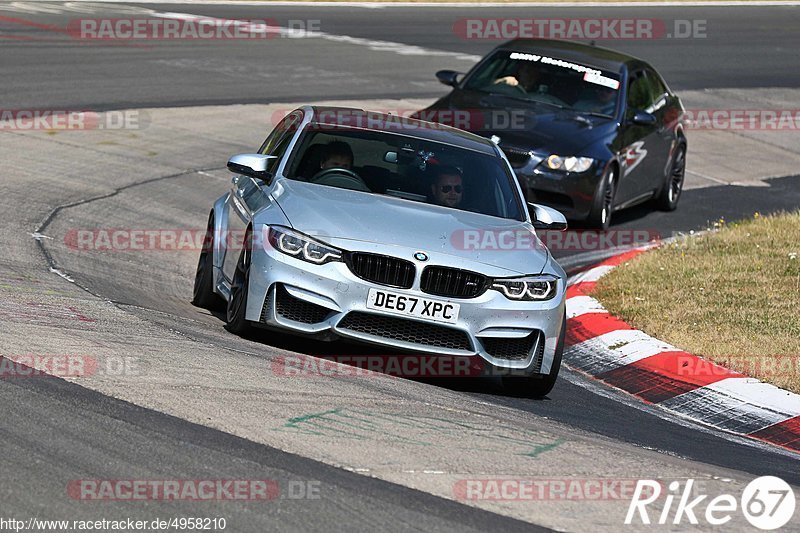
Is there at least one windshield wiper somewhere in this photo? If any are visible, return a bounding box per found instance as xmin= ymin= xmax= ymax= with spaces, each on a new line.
xmin=482 ymin=90 xmax=566 ymax=110
xmin=571 ymin=109 xmax=614 ymax=119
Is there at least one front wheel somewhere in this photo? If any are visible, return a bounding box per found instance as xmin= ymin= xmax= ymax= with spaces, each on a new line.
xmin=655 ymin=144 xmax=686 ymax=211
xmin=586 ymin=165 xmax=617 ymax=230
xmin=225 ymin=228 xmax=253 ymax=335
xmin=502 ymin=314 xmax=566 ymax=399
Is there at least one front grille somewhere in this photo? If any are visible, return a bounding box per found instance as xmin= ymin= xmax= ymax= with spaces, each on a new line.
xmin=268 ymin=285 xmax=334 ymax=324
xmin=482 ymin=331 xmax=543 ymax=363
xmin=338 ymin=312 xmax=472 ymax=351
xmin=420 ymin=266 xmax=488 ymax=299
xmin=346 ymin=252 xmax=415 ymax=289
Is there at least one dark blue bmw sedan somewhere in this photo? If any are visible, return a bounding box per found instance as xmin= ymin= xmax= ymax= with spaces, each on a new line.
xmin=415 ymin=39 xmax=687 ymax=229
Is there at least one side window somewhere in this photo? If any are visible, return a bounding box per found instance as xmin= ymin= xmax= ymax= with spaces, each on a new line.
xmin=259 ymin=111 xmax=302 ymax=175
xmin=646 ymin=70 xmax=666 ymax=98
xmin=626 ymin=72 xmax=653 ymax=115
xmin=644 ymin=69 xmax=668 ymax=112
xmin=259 ymin=111 xmax=302 ymax=155
xmin=266 ymin=132 xmax=295 ymax=174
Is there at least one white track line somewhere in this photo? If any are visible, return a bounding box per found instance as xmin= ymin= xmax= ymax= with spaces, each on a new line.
xmin=567 ymin=265 xmax=615 ymax=286
xmin=565 ymin=329 xmax=680 ymax=375
xmin=151 ymin=11 xmax=482 ymax=61
xmin=565 ymin=295 xmax=607 ymax=318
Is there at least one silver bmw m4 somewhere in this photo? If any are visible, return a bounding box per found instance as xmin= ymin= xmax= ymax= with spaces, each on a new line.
xmin=193 ymin=106 xmax=568 ymax=397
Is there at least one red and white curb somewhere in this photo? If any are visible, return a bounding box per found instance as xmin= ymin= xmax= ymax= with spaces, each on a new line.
xmin=565 ymin=247 xmax=800 ymax=454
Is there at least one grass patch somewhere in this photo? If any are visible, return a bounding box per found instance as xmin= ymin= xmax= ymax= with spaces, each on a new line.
xmin=594 ymin=211 xmax=800 ymax=393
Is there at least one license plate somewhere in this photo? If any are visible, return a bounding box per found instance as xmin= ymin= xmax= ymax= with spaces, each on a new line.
xmin=366 ymin=289 xmax=460 ymax=325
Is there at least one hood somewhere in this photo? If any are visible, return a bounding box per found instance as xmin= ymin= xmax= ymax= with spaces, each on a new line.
xmin=431 ymin=90 xmax=617 ymax=155
xmin=269 ymin=179 xmax=549 ymax=276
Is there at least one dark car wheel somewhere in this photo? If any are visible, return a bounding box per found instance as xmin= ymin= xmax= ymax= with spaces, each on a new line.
xmin=656 ymin=143 xmax=686 ymax=211
xmin=191 ymin=212 xmax=222 ymax=310
xmin=226 ymin=228 xmax=253 ymax=334
xmin=586 ymin=165 xmax=617 ymax=230
xmin=502 ymin=313 xmax=566 ymax=399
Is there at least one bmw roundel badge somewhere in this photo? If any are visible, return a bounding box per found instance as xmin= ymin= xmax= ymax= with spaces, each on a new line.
xmin=414 ymin=252 xmax=429 ymax=262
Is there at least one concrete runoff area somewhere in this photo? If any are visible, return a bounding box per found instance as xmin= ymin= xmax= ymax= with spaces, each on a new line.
xmin=2 ymin=94 xmax=799 ymax=530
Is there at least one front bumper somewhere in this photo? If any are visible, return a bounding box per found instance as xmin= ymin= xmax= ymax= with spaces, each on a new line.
xmin=507 ymin=153 xmax=605 ymax=221
xmin=243 ymin=243 xmax=566 ymax=375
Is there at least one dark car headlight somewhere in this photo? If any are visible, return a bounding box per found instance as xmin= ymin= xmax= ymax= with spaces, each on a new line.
xmin=267 ymin=226 xmax=342 ymax=265
xmin=491 ymin=274 xmax=559 ymax=301
xmin=540 ymin=155 xmax=595 ymax=173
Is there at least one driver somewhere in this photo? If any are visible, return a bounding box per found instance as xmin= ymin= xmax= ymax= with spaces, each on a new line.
xmin=430 ymin=165 xmax=464 ymax=209
xmin=320 ymin=141 xmax=354 ymax=170
xmin=494 ymin=61 xmax=546 ymax=94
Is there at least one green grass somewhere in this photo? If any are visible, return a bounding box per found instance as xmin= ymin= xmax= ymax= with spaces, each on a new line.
xmin=594 ymin=211 xmax=800 ymax=393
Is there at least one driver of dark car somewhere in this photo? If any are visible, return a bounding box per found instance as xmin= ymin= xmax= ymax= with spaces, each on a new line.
xmin=320 ymin=141 xmax=354 ymax=170
xmin=494 ymin=61 xmax=545 ymax=94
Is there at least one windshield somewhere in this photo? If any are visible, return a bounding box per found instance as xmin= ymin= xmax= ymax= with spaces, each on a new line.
xmin=464 ymin=50 xmax=621 ymax=117
xmin=285 ymin=125 xmax=525 ymax=221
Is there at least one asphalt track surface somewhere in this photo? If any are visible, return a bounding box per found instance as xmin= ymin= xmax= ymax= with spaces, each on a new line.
xmin=2 ymin=2 xmax=800 ymax=531
xmin=2 ymin=3 xmax=800 ymax=109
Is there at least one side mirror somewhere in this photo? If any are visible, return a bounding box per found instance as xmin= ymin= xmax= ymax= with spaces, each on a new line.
xmin=529 ymin=203 xmax=568 ymax=231
xmin=631 ymin=111 xmax=657 ymax=126
xmin=435 ymin=70 xmax=461 ymax=87
xmin=227 ymin=154 xmax=277 ymax=182
xmin=384 ymin=151 xmax=398 ymax=164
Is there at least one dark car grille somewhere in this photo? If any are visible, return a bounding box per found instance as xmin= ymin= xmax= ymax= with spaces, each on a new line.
xmin=420 ymin=266 xmax=488 ymax=299
xmin=262 ymin=285 xmax=334 ymax=325
xmin=482 ymin=331 xmax=544 ymax=365
xmin=501 ymin=146 xmax=532 ymax=169
xmin=346 ymin=252 xmax=415 ymax=289
xmin=338 ymin=312 xmax=472 ymax=351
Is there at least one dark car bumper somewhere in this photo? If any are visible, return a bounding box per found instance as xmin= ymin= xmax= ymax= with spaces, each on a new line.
xmin=508 ymin=156 xmax=606 ymax=221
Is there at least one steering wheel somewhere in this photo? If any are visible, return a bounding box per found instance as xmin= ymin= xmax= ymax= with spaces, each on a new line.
xmin=310 ymin=168 xmax=370 ymax=192
xmin=529 ymin=92 xmax=570 ymax=108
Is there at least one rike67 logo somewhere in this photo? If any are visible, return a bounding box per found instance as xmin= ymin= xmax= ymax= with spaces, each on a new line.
xmin=626 ymin=476 xmax=796 ymax=530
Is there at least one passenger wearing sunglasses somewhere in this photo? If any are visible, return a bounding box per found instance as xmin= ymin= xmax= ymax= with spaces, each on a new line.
xmin=430 ymin=165 xmax=464 ymax=209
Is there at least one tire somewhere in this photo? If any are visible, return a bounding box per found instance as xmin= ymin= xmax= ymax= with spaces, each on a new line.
xmin=656 ymin=143 xmax=686 ymax=211
xmin=191 ymin=212 xmax=222 ymax=309
xmin=502 ymin=313 xmax=566 ymax=399
xmin=225 ymin=227 xmax=253 ymax=335
xmin=586 ymin=165 xmax=617 ymax=230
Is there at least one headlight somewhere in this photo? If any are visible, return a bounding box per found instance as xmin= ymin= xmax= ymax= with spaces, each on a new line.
xmin=267 ymin=226 xmax=342 ymax=265
xmin=543 ymin=155 xmax=594 ymax=173
xmin=491 ymin=275 xmax=559 ymax=301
